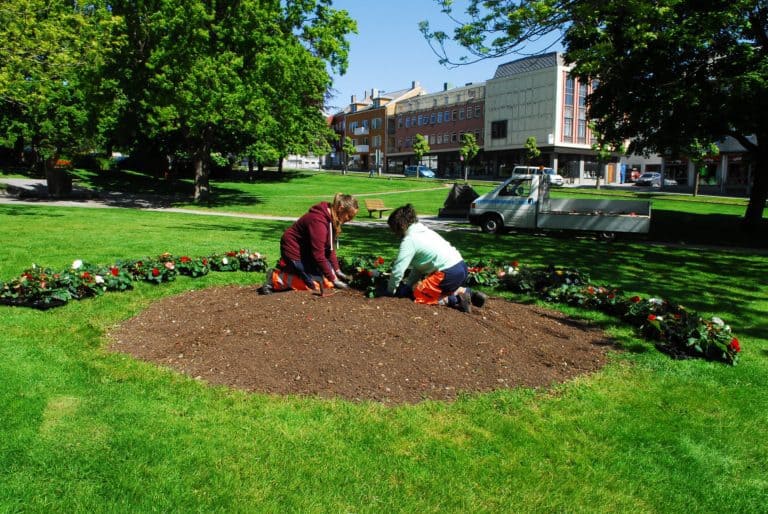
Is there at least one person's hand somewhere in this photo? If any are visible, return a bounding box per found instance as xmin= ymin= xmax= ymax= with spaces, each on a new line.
xmin=335 ymin=269 xmax=349 ymax=282
xmin=300 ymin=272 xmax=317 ymax=290
xmin=333 ymin=279 xmax=350 ymax=290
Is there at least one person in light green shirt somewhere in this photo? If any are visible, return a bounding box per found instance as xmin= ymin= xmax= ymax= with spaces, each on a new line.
xmin=385 ymin=204 xmax=486 ymax=313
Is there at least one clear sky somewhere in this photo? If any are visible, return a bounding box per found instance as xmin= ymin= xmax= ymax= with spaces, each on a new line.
xmin=326 ymin=0 xmax=543 ymax=113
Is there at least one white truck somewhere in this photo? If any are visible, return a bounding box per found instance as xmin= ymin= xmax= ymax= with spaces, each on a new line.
xmin=468 ymin=174 xmax=651 ymax=237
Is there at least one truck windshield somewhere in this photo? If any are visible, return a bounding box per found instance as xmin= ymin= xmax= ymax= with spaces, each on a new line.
xmin=498 ymin=179 xmax=531 ymax=197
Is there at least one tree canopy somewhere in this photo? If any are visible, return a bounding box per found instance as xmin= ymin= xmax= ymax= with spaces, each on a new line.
xmin=423 ymin=0 xmax=768 ymax=226
xmin=1 ymin=0 xmax=355 ymax=202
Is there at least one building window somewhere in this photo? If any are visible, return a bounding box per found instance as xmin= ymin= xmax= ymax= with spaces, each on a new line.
xmin=397 ymin=116 xmax=402 ymax=128
xmin=451 ymin=132 xmax=457 ymax=143
xmin=405 ymin=117 xmax=410 ymax=128
xmin=577 ymin=82 xmax=587 ymax=144
xmin=459 ymin=109 xmax=465 ymax=120
xmin=430 ymin=113 xmax=436 ymax=124
xmin=437 ymin=111 xmax=443 ymax=123
xmin=362 ymin=119 xmax=369 ymax=128
xmin=491 ymin=120 xmax=507 ymax=139
xmin=466 ymin=107 xmax=472 ymax=119
xmin=563 ymin=75 xmax=575 ymax=142
xmin=373 ymin=135 xmax=381 ymax=148
xmin=372 ymin=117 xmax=382 ymax=129
xmin=452 ymin=110 xmax=457 ymax=121
xmin=445 ymin=110 xmax=450 ymax=121
xmin=474 ymin=105 xmax=481 ymax=118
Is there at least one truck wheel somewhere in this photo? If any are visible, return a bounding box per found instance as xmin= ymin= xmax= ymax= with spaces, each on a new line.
xmin=481 ymin=214 xmax=503 ymax=234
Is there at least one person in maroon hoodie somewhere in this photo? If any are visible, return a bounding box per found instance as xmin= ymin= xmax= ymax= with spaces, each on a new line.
xmin=260 ymin=193 xmax=359 ymax=293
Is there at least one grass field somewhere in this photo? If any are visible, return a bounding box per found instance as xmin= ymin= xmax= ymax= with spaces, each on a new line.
xmin=1 ymin=170 xmax=767 ymax=512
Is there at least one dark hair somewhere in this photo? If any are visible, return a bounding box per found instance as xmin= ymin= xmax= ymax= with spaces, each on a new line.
xmin=387 ymin=204 xmax=418 ymax=238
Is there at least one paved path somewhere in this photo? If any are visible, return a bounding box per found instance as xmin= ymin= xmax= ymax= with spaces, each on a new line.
xmin=0 ymin=178 xmax=471 ymax=231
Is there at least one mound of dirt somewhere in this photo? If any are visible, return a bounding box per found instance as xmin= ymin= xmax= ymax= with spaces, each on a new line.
xmin=109 ymin=286 xmax=614 ymax=404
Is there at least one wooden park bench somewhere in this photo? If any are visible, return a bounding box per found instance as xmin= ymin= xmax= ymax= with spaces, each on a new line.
xmin=364 ymin=198 xmax=392 ymax=218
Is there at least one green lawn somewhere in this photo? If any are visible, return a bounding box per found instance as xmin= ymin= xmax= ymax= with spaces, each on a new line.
xmin=1 ymin=171 xmax=767 ymax=512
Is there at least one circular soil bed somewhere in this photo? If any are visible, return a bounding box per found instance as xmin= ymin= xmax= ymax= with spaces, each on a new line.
xmin=109 ymin=286 xmax=615 ymax=404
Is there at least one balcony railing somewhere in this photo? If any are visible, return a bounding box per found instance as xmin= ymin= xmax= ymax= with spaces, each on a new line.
xmin=353 ymin=127 xmax=369 ymax=136
xmin=355 ymin=145 xmax=369 ymax=153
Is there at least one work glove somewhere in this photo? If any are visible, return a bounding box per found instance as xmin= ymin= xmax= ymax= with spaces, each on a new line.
xmin=333 ymin=279 xmax=350 ymax=290
xmin=335 ymin=269 xmax=349 ymax=282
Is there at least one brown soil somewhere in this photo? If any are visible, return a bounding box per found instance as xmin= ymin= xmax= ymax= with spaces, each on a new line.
xmin=109 ymin=286 xmax=615 ymax=404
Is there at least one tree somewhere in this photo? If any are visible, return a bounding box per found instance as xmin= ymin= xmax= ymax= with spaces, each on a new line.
xmin=0 ymin=0 xmax=121 ymax=176
xmin=423 ymin=0 xmax=768 ymax=228
xmin=524 ymin=136 xmax=541 ymax=166
xmin=341 ymin=136 xmax=356 ymax=174
xmin=412 ymin=133 xmax=431 ymax=178
xmin=108 ymin=0 xmax=354 ymax=202
xmin=459 ymin=132 xmax=479 ymax=181
xmin=684 ymin=139 xmax=721 ymax=197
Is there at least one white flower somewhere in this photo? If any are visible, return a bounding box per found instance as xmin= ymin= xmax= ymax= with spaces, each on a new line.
xmin=95 ymin=275 xmax=104 ymax=284
xmin=222 ymin=257 xmax=229 ymax=265
xmin=648 ymin=297 xmax=663 ymax=306
xmin=72 ymin=259 xmax=83 ymax=269
xmin=711 ymin=317 xmax=724 ymax=327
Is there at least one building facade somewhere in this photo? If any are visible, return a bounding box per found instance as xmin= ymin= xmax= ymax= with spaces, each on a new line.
xmin=389 ymin=82 xmax=486 ymax=178
xmin=330 ymin=82 xmax=425 ymax=172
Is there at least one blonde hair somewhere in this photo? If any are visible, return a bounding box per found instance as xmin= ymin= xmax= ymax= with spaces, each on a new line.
xmin=330 ymin=193 xmax=358 ymax=234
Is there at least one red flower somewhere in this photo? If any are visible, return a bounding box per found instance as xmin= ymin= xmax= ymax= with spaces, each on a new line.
xmin=202 ymin=258 xmax=208 ymax=265
xmin=630 ymin=296 xmax=641 ymax=303
xmin=607 ymin=293 xmax=615 ymax=299
xmin=81 ymin=271 xmax=92 ymax=281
xmin=152 ymin=268 xmax=160 ymax=277
xmin=511 ymin=260 xmax=519 ymax=268
xmin=375 ymin=256 xmax=385 ymax=266
xmin=226 ymin=251 xmax=237 ymax=257
xmin=110 ymin=267 xmax=119 ymax=276
xmin=647 ymin=314 xmax=657 ymax=321
xmin=729 ymin=337 xmax=741 ymax=353
xmin=586 ymin=286 xmax=595 ymax=295
xmin=180 ymin=256 xmax=191 ymax=263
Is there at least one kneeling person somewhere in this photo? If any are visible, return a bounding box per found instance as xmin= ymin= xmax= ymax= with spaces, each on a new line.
xmin=385 ymin=204 xmax=486 ymax=312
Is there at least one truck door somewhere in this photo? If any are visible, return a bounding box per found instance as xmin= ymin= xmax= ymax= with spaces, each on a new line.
xmin=497 ymin=178 xmax=537 ymax=228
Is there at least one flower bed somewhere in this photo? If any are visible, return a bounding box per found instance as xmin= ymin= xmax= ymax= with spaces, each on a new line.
xmin=337 ymin=256 xmax=741 ymax=365
xmin=1 ymin=251 xmax=740 ymax=365
xmin=0 ymin=250 xmax=266 ymax=310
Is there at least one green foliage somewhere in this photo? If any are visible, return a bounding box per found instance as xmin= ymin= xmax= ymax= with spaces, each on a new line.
xmin=524 ymin=136 xmax=541 ymax=164
xmin=412 ymin=133 xmax=431 ymax=165
xmin=0 ymin=250 xmax=267 ymax=309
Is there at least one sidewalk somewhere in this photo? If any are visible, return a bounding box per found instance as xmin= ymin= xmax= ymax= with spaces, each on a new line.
xmin=0 ymin=178 xmax=471 ymax=231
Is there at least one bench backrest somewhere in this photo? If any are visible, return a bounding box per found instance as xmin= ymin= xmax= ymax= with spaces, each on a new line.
xmin=364 ymin=199 xmax=387 ymax=209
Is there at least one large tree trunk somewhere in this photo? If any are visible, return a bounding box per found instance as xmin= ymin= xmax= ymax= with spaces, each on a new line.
xmin=193 ymin=147 xmax=211 ymax=203
xmin=743 ymin=149 xmax=767 ymax=229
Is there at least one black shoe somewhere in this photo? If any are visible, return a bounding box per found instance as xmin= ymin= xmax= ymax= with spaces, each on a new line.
xmin=471 ymin=290 xmax=488 ymax=308
xmin=257 ymin=283 xmax=273 ymax=295
xmin=457 ymin=291 xmax=472 ymax=313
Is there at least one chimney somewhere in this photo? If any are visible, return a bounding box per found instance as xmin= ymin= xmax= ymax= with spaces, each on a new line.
xmin=371 ymin=88 xmax=379 ymax=98
xmin=351 ymin=94 xmax=356 ymax=104
xmin=443 ymin=82 xmax=453 ymax=91
xmin=412 ymin=80 xmax=420 ymax=89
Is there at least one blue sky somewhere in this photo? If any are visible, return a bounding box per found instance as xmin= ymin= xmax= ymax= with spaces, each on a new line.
xmin=326 ymin=0 xmax=537 ymax=112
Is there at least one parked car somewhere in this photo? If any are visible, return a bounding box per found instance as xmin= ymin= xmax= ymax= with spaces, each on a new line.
xmin=634 ymin=172 xmax=678 ymax=187
xmin=404 ymin=165 xmax=436 ymax=178
xmin=511 ymin=165 xmax=565 ymax=186
xmin=635 ymin=172 xmax=662 ymax=186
